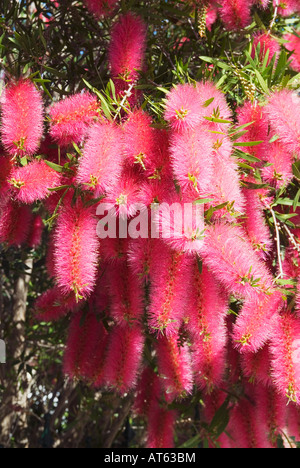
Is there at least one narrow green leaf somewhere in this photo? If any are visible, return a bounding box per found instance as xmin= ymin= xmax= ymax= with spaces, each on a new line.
xmin=44 ymin=160 xmax=64 ymax=173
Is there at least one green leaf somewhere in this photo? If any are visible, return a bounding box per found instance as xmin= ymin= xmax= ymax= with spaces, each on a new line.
xmin=293 ymin=163 xmax=300 ymax=179
xmin=254 ymin=69 xmax=270 ymax=94
xmin=203 ymin=97 xmax=215 ymax=107
xmin=233 ymin=141 xmax=263 ymax=147
xmin=194 ymin=198 xmax=214 ymax=205
xmin=178 ymin=434 xmax=201 ymax=449
xmin=44 ymin=160 xmax=64 ymax=173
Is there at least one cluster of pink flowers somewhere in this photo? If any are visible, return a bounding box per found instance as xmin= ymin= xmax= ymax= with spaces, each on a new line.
xmin=1 ymin=8 xmax=300 ymax=449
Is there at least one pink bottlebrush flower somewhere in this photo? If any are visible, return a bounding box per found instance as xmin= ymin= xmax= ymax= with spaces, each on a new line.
xmin=219 ymin=0 xmax=253 ymax=31
xmin=286 ymin=402 xmax=300 ymax=441
xmin=1 ymin=79 xmax=43 ymax=157
xmin=128 ymin=238 xmax=155 ymax=282
xmin=285 ymin=32 xmax=300 ymax=72
xmin=8 ymin=160 xmax=61 ymax=204
xmin=133 ymin=367 xmax=161 ymax=417
xmin=254 ymin=384 xmax=287 ymax=447
xmin=76 ymin=122 xmax=124 ymax=196
xmin=261 ymin=140 xmax=294 ymax=189
xmin=53 ymin=200 xmax=100 ymax=300
xmin=107 ymin=259 xmax=144 ymax=327
xmin=0 ymin=155 xmax=13 ymax=197
xmin=240 ymin=344 xmax=273 ymax=386
xmin=84 ymin=0 xmax=119 ymax=18
xmin=164 ymin=84 xmax=208 ymax=133
xmin=123 ymin=109 xmax=155 ymax=170
xmin=169 ymin=125 xmax=214 ymax=196
xmin=48 ymin=92 xmax=99 ymax=147
xmin=232 ymin=291 xmax=283 ymax=353
xmin=104 ymin=324 xmax=145 ymax=394
xmin=201 ymin=223 xmax=274 ymax=299
xmin=139 ymin=177 xmax=176 ymax=208
xmin=109 ymin=13 xmax=147 ymax=84
xmin=275 ymin=0 xmax=300 ymax=16
xmin=0 ymin=200 xmax=32 ymax=246
xmin=209 ymin=136 xmax=245 ymax=220
xmin=144 ymin=128 xmax=173 ymax=180
xmin=148 ymin=245 xmax=193 ymax=336
xmin=252 ymin=32 xmax=280 ymax=66
xmin=236 ymin=101 xmax=269 ymax=162
xmin=104 ymin=167 xmax=143 ymax=219
xmin=188 ymin=262 xmax=228 ymax=392
xmin=34 ymin=287 xmax=77 ymax=322
xmin=27 ymin=215 xmax=44 ymax=248
xmin=270 ymin=312 xmax=300 ymax=404
xmin=264 ymin=89 xmax=300 ymax=157
xmin=64 ymin=309 xmax=107 ymax=380
xmin=88 ymin=322 xmax=110 ymax=388
xmin=241 ymin=186 xmax=272 ymax=257
xmin=146 ymin=405 xmax=177 ymax=449
xmin=156 ymin=333 xmax=193 ymax=401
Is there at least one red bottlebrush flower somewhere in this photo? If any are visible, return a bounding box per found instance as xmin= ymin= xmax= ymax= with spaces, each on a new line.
xmin=264 ymin=89 xmax=300 ymax=157
xmin=34 ymin=287 xmax=78 ymax=322
xmin=1 ymin=79 xmax=43 ymax=157
xmin=219 ymin=0 xmax=253 ymax=31
xmin=254 ymin=384 xmax=287 ymax=447
xmin=232 ymin=291 xmax=283 ymax=353
xmin=83 ymin=0 xmax=119 ymax=18
xmin=164 ymin=84 xmax=208 ymax=133
xmin=76 ymin=122 xmax=124 ymax=196
xmin=48 ymin=92 xmax=99 ymax=147
xmin=240 ymin=344 xmax=273 ymax=386
xmin=251 ymin=32 xmax=280 ymax=66
xmin=104 ymin=168 xmax=143 ymax=219
xmin=108 ymin=13 xmax=147 ymax=84
xmin=146 ymin=405 xmax=177 ymax=448
xmin=236 ymin=101 xmax=269 ymax=162
xmin=107 ymin=259 xmax=144 ymax=326
xmin=270 ymin=312 xmax=300 ymax=404
xmin=209 ymin=136 xmax=245 ymax=219
xmin=104 ymin=324 xmax=145 ymax=394
xmin=0 ymin=199 xmax=32 ymax=246
xmin=0 ymin=155 xmax=13 ymax=197
xmin=27 ymin=215 xmax=44 ymax=248
xmin=275 ymin=0 xmax=300 ymax=16
xmin=188 ymin=262 xmax=228 ymax=392
xmin=64 ymin=309 xmax=108 ymax=380
xmin=53 ymin=200 xmax=100 ymax=300
xmin=156 ymin=333 xmax=193 ymax=401
xmin=285 ymin=32 xmax=300 ymax=72
xmin=169 ymin=125 xmax=214 ymax=196
xmin=8 ymin=160 xmax=61 ymax=204
xmin=242 ymin=186 xmax=272 ymax=257
xmin=201 ymin=223 xmax=274 ymax=299
xmin=133 ymin=367 xmax=161 ymax=417
xmin=123 ymin=109 xmax=155 ymax=170
xmin=148 ymin=245 xmax=193 ymax=336
xmin=261 ymin=140 xmax=294 ymax=189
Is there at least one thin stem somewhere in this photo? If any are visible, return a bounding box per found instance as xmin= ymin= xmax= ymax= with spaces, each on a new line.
xmin=270 ymin=206 xmax=284 ymax=278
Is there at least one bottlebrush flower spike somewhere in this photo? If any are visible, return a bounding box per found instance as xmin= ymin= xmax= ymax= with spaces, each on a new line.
xmin=251 ymin=32 xmax=280 ymax=66
xmin=188 ymin=262 xmax=228 ymax=392
xmin=240 ymin=344 xmax=273 ymax=386
xmin=254 ymin=385 xmax=287 ymax=447
xmin=264 ymin=89 xmax=300 ymax=157
xmin=84 ymin=0 xmax=119 ymax=18
xmin=53 ymin=200 xmax=100 ymax=300
xmin=8 ymin=160 xmax=61 ymax=204
xmin=156 ymin=333 xmax=193 ymax=401
xmin=134 ymin=367 xmax=161 ymax=417
xmin=34 ymin=287 xmax=78 ymax=322
xmin=27 ymin=215 xmax=44 ymax=248
xmin=219 ymin=0 xmax=252 ymax=31
xmin=107 ymin=259 xmax=144 ymax=326
xmin=236 ymin=101 xmax=269 ymax=162
xmin=0 ymin=155 xmax=13 ymax=197
xmin=1 ymin=79 xmax=43 ymax=157
xmin=201 ymin=223 xmax=274 ymax=299
xmin=104 ymin=324 xmax=145 ymax=394
xmin=164 ymin=84 xmax=208 ymax=133
xmin=242 ymin=186 xmax=272 ymax=257
xmin=284 ymin=32 xmax=300 ymax=72
xmin=146 ymin=404 xmax=177 ymax=449
xmin=108 ymin=13 xmax=147 ymax=84
xmin=169 ymin=125 xmax=214 ymax=196
xmin=261 ymin=139 xmax=294 ymax=189
xmin=123 ymin=109 xmax=156 ymax=170
xmin=48 ymin=92 xmax=99 ymax=147
xmin=270 ymin=312 xmax=300 ymax=404
xmin=76 ymin=122 xmax=124 ymax=196
xmin=232 ymin=291 xmax=283 ymax=353
xmin=0 ymin=200 xmax=32 ymax=246
xmin=148 ymin=245 xmax=192 ymax=336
